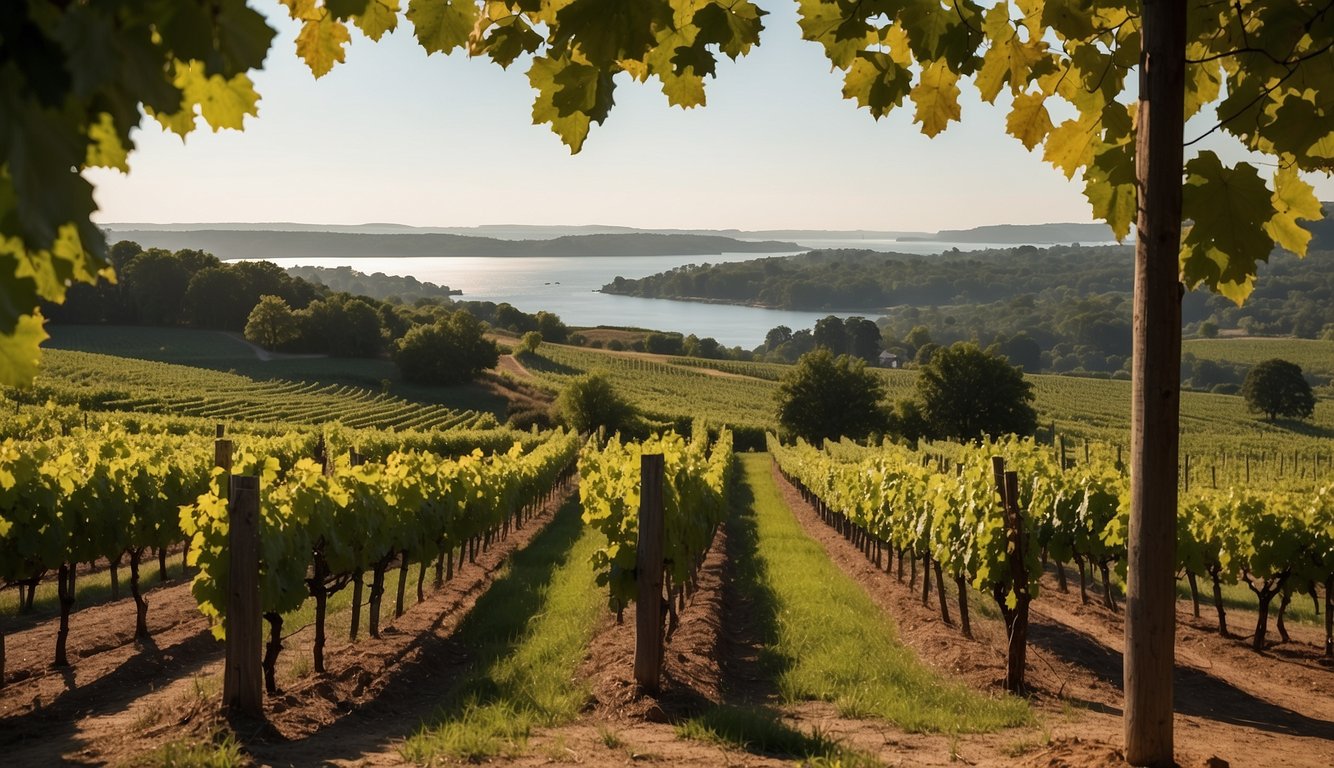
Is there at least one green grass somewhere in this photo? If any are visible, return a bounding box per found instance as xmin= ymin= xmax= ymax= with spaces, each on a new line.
xmin=399 ymin=496 xmax=604 ymax=763
xmin=677 ymin=705 xmax=881 ymax=767
xmin=130 ymin=729 xmax=245 ymax=768
xmin=734 ymin=453 xmax=1030 ymax=733
xmin=1175 ymin=575 xmax=1321 ymax=626
xmin=0 ymin=552 xmax=179 ymax=636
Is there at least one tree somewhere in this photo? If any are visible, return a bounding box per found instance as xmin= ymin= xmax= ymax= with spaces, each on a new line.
xmin=812 ymin=315 xmax=847 ymax=354
xmin=394 ymin=310 xmax=499 ymax=386
xmin=845 ymin=317 xmax=883 ymax=363
xmin=912 ymin=343 xmax=1036 ymax=443
xmin=775 ymin=349 xmax=887 ymax=444
xmin=5 ymin=2 xmax=1332 ymax=762
xmin=517 ymin=331 xmax=543 ymax=355
xmin=1242 ymin=359 xmax=1316 ymax=422
xmin=244 ymin=296 xmax=300 ymax=351
xmin=555 ymin=372 xmax=639 ymax=437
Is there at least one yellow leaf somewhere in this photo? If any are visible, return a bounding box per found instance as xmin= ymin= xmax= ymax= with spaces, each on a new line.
xmin=1043 ymin=111 xmax=1100 ymax=179
xmin=1263 ymin=163 xmax=1323 ymax=256
xmin=296 ymin=14 xmax=351 ymax=77
xmin=911 ymin=60 xmax=961 ymax=138
xmin=176 ymin=64 xmax=261 ymax=132
xmin=85 ymin=113 xmax=128 ymax=172
xmin=1006 ymin=91 xmax=1052 ymax=151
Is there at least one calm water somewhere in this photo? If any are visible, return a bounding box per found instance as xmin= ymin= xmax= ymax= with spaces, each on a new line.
xmin=249 ymin=240 xmax=1070 ymax=348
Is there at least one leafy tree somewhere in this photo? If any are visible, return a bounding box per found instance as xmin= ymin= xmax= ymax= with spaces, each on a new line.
xmin=244 ymin=296 xmax=300 ymax=351
xmin=764 ymin=325 xmax=793 ymax=352
xmin=394 ymin=310 xmax=499 ymax=386
xmin=775 ymin=349 xmax=887 ymax=444
xmin=535 ymin=311 xmax=569 ymax=343
xmin=185 ymin=267 xmax=252 ymax=330
xmin=297 ymin=296 xmax=385 ymax=358
xmin=1242 ymin=359 xmax=1315 ymax=422
xmin=912 ymin=343 xmax=1036 ymax=443
xmin=120 ymin=250 xmax=193 ymax=326
xmin=845 ymin=317 xmax=882 ymax=363
xmin=555 ymin=372 xmax=639 ymax=437
xmin=518 ymin=331 xmax=543 ymax=355
xmin=812 ymin=315 xmax=847 ymax=353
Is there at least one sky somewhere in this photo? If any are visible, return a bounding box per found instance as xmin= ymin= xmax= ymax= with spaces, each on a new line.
xmin=88 ymin=3 xmax=1334 ymax=233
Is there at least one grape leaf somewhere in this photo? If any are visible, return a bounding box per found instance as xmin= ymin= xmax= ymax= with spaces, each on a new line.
xmin=1005 ymin=90 xmax=1053 ymax=151
xmin=407 ymin=0 xmax=476 ymax=55
xmin=353 ymin=0 xmax=401 ymax=42
xmin=842 ymin=52 xmax=911 ymax=119
xmin=1180 ymin=152 xmax=1275 ymax=303
xmin=295 ymin=14 xmax=351 ymax=77
xmin=1263 ymin=163 xmax=1322 ymax=256
xmin=911 ymin=60 xmax=962 ymax=138
xmin=0 ymin=311 xmax=48 ymax=387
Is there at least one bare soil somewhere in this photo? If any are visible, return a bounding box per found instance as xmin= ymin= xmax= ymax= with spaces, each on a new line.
xmin=1 ymin=460 xmax=1329 ymax=768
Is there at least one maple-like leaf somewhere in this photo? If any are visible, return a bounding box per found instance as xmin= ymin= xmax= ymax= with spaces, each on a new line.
xmin=911 ymin=60 xmax=961 ymax=138
xmin=842 ymin=52 xmax=912 ymax=119
xmin=1263 ymin=164 xmax=1323 ymax=256
xmin=1180 ymin=152 xmax=1276 ymax=304
xmin=0 ymin=311 xmax=48 ymax=387
xmin=407 ymin=0 xmax=476 ymax=55
xmin=1006 ymin=91 xmax=1053 ymax=151
xmin=295 ymin=14 xmax=351 ymax=77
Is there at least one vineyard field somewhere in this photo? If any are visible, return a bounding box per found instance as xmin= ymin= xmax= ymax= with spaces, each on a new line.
xmin=1184 ymin=337 xmax=1334 ymax=382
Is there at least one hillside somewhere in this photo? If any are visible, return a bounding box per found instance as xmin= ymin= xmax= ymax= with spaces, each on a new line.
xmin=99 ymin=229 xmax=801 ymax=261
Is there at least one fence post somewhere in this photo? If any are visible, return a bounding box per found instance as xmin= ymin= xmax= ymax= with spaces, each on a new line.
xmin=223 ymin=474 xmax=263 ymax=716
xmin=634 ymin=453 xmax=665 ymax=692
xmin=1002 ymin=470 xmax=1030 ymax=694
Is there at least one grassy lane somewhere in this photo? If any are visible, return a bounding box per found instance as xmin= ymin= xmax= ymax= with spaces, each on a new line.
xmin=400 ymin=495 xmax=605 ymax=763
xmin=734 ymin=452 xmax=1030 ymax=733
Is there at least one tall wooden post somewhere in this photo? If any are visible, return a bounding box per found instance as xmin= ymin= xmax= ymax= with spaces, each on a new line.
xmin=215 ymin=439 xmax=233 ymax=498
xmin=223 ymin=474 xmax=263 ymax=716
xmin=634 ymin=453 xmax=665 ymax=692
xmin=1126 ymin=0 xmax=1186 ymax=763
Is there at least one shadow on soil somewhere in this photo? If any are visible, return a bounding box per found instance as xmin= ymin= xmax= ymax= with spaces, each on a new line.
xmin=1029 ymin=615 xmax=1334 ymax=739
xmin=245 ymin=496 xmax=586 ymax=765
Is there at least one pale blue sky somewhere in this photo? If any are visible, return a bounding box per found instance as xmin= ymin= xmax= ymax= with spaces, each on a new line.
xmin=89 ymin=3 xmax=1333 ymax=233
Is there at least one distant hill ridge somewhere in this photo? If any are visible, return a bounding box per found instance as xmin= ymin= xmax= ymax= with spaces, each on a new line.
xmin=99 ymin=229 xmax=803 ymax=261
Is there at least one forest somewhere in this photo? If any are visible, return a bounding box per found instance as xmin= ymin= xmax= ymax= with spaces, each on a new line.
xmin=602 ymin=244 xmax=1334 ymax=380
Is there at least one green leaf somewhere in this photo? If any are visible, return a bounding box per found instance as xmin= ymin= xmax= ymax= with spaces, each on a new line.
xmin=1180 ymin=152 xmax=1276 ymax=303
xmin=176 ymin=63 xmax=261 ymax=131
xmin=353 ymin=0 xmax=400 ymax=42
xmin=407 ymin=0 xmax=476 ymax=55
xmin=474 ymin=16 xmax=543 ymax=69
xmin=911 ymin=60 xmax=961 ymax=138
xmin=553 ymin=0 xmax=669 ymax=67
xmin=85 ymin=112 xmax=129 ymax=171
xmin=529 ymin=56 xmax=593 ymax=153
xmin=1084 ymin=142 xmax=1136 ymax=241
xmin=842 ymin=52 xmax=912 ymax=119
xmin=693 ymin=1 xmax=765 ymax=60
xmin=0 ymin=311 xmax=48 ymax=387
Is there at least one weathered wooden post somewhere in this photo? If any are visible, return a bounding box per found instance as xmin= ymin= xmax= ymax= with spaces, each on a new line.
xmin=634 ymin=453 xmax=665 ymax=692
xmin=223 ymin=474 xmax=262 ymax=716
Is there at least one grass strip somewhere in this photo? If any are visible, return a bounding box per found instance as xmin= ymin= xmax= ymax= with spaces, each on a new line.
xmin=677 ymin=704 xmax=881 ymax=767
xmin=736 ymin=453 xmax=1030 ymax=733
xmin=400 ymin=496 xmax=604 ymax=763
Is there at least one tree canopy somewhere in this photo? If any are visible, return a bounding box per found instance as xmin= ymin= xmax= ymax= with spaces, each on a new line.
xmin=775 ymin=348 xmax=888 ymax=444
xmin=910 ymin=342 xmax=1037 ymax=442
xmin=393 ymin=310 xmax=498 ymax=385
xmin=555 ymin=371 xmax=640 ymax=437
xmin=1242 ymin=358 xmax=1316 ymax=422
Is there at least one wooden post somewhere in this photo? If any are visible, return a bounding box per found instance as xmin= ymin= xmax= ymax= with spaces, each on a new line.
xmin=633 ymin=453 xmax=665 ymax=692
xmin=1125 ymin=1 xmax=1186 ymax=761
xmin=215 ymin=439 xmax=233 ymax=497
xmin=216 ymin=423 xmax=225 ymax=438
xmin=1002 ymin=471 xmax=1030 ymax=694
xmin=223 ymin=474 xmax=262 ymax=716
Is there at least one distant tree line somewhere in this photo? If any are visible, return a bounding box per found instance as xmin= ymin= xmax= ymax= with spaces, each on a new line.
xmin=45 ymin=241 xmax=570 ymax=387
xmin=283 ymin=265 xmax=460 ymax=303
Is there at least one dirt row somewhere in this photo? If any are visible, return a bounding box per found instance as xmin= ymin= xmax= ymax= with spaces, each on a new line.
xmin=1 ymin=459 xmax=1330 ymax=767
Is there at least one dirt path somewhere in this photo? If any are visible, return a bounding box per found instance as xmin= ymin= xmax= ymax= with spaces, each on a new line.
xmin=0 ymin=480 xmax=578 ymax=766
xmin=768 ymin=458 xmax=1334 ymax=767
